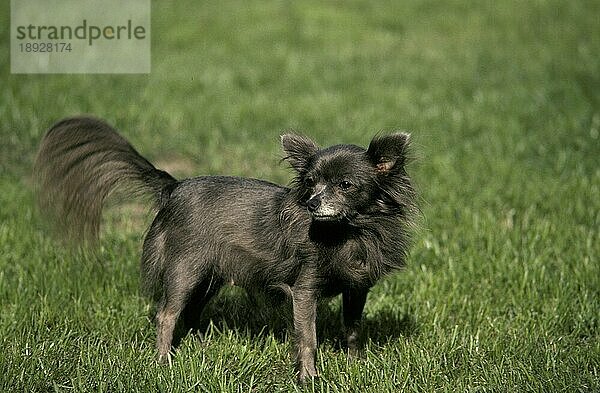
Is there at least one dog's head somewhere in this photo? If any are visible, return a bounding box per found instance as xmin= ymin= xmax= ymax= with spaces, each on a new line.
xmin=282 ymin=132 xmax=414 ymax=223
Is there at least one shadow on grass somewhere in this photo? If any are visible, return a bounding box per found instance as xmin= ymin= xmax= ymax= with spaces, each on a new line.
xmin=172 ymin=286 xmax=418 ymax=350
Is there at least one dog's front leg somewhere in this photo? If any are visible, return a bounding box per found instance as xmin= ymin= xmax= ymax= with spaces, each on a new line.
xmin=291 ymin=286 xmax=319 ymax=382
xmin=342 ymin=288 xmax=368 ymax=357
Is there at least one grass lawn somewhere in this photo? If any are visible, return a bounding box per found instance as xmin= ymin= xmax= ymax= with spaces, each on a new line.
xmin=1 ymin=1 xmax=599 ymax=391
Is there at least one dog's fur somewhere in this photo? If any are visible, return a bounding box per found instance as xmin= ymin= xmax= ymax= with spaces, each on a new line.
xmin=34 ymin=116 xmax=417 ymax=381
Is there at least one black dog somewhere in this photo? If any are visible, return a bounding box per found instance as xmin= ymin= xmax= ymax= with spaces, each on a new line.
xmin=34 ymin=116 xmax=417 ymax=382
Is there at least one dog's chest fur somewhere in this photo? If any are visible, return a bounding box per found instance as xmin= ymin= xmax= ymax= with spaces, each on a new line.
xmin=306 ymin=223 xmax=382 ymax=296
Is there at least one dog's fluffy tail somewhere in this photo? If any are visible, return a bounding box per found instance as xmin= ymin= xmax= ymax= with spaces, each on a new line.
xmin=34 ymin=116 xmax=177 ymax=243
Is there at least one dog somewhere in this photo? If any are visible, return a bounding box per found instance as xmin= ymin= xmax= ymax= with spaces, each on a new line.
xmin=34 ymin=116 xmax=417 ymax=382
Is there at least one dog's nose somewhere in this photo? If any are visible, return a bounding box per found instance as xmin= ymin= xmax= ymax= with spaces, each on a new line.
xmin=306 ymin=197 xmax=321 ymax=212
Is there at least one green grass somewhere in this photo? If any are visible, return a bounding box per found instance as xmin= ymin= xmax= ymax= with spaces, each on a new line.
xmin=1 ymin=1 xmax=599 ymax=391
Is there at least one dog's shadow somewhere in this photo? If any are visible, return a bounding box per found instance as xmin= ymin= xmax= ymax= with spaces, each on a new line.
xmin=173 ymin=286 xmax=417 ymax=351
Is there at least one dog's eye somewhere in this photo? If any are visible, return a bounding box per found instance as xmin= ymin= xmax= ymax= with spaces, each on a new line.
xmin=339 ymin=180 xmax=353 ymax=190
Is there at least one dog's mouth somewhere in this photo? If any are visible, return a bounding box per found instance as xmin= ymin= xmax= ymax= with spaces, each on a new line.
xmin=311 ymin=212 xmax=344 ymax=222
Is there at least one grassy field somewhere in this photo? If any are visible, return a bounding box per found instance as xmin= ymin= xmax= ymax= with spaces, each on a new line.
xmin=1 ymin=1 xmax=599 ymax=391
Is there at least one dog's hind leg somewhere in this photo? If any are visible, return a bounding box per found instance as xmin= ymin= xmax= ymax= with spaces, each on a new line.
xmin=182 ymin=274 xmax=223 ymax=332
xmin=155 ymin=297 xmax=181 ymax=364
xmin=155 ymin=262 xmax=220 ymax=363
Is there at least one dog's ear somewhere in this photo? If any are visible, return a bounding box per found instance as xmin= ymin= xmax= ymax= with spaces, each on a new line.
xmin=281 ymin=133 xmax=319 ymax=172
xmin=366 ymin=133 xmax=411 ymax=175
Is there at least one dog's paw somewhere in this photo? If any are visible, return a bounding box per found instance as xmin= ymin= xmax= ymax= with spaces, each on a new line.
xmin=347 ymin=346 xmax=365 ymax=361
xmin=156 ymin=352 xmax=173 ymax=366
xmin=297 ymin=367 xmax=319 ymax=384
